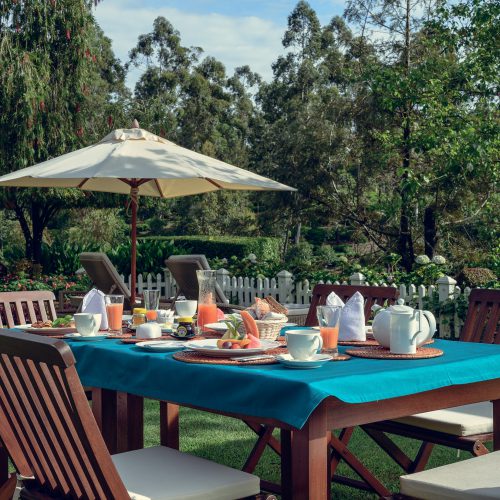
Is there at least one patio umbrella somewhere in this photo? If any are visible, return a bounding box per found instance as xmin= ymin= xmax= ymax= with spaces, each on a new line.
xmin=0 ymin=125 xmax=295 ymax=304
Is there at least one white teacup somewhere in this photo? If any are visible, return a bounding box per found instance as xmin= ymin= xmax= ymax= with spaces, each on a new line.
xmin=175 ymin=300 xmax=197 ymax=317
xmin=74 ymin=313 xmax=101 ymax=336
xmin=286 ymin=330 xmax=323 ymax=360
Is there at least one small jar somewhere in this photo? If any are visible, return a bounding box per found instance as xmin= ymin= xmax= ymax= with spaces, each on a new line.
xmin=176 ymin=317 xmax=195 ymax=337
xmin=132 ymin=313 xmax=147 ymax=327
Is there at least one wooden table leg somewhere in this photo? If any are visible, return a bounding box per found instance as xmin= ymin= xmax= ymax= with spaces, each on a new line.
xmin=91 ymin=388 xmax=117 ymax=454
xmin=160 ymin=402 xmax=179 ymax=450
xmin=493 ymin=399 xmax=500 ymax=451
xmin=281 ymin=404 xmax=329 ymax=500
xmin=117 ymin=393 xmax=144 ymax=453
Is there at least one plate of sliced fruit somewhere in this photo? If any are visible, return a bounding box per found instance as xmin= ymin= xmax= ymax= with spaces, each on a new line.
xmin=184 ymin=338 xmax=280 ymax=358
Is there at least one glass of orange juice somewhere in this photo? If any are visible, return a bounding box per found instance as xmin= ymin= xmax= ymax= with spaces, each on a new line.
xmin=105 ymin=294 xmax=124 ymax=334
xmin=316 ymin=305 xmax=342 ymax=356
xmin=196 ymin=270 xmax=217 ymax=332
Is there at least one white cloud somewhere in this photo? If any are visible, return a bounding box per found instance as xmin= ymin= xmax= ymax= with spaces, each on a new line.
xmin=93 ymin=1 xmax=285 ymax=89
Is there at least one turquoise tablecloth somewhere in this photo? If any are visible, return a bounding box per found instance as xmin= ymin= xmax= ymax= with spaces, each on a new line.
xmin=65 ymin=337 xmax=500 ymax=429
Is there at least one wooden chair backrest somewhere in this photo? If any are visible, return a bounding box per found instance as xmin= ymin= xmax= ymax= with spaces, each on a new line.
xmin=165 ymin=255 xmax=229 ymax=303
xmin=0 ymin=331 xmax=129 ymax=499
xmin=0 ymin=291 xmax=57 ymax=328
xmin=305 ymin=284 xmax=399 ymax=326
xmin=460 ymin=289 xmax=500 ymax=344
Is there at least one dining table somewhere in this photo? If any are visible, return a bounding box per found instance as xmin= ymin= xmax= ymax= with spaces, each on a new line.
xmin=5 ymin=331 xmax=500 ymax=499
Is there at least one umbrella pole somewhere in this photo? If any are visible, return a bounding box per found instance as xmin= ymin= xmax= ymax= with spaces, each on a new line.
xmin=130 ymin=185 xmax=139 ymax=307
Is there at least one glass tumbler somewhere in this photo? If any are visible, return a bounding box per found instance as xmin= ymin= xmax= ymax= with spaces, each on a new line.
xmin=316 ymin=305 xmax=342 ymax=355
xmin=105 ymin=294 xmax=124 ymax=334
xmin=143 ymin=289 xmax=160 ymax=321
xmin=196 ymin=270 xmax=217 ymax=332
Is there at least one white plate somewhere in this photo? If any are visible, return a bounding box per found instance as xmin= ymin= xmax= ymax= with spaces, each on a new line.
xmin=136 ymin=341 xmax=186 ymax=352
xmin=128 ymin=322 xmax=176 ymax=333
xmin=275 ymin=353 xmax=333 ymax=369
xmin=184 ymin=339 xmax=280 ymax=358
xmin=20 ymin=324 xmax=77 ymax=335
xmin=203 ymin=322 xmax=228 ymax=332
xmin=64 ymin=333 xmax=109 ymax=341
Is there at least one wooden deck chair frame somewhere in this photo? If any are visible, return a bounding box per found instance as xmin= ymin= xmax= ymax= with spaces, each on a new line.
xmin=241 ymin=284 xmax=399 ymax=497
xmin=361 ymin=288 xmax=500 ymax=476
xmin=0 ymin=331 xmax=269 ymax=500
xmin=165 ymin=255 xmax=245 ymax=311
xmin=79 ymin=252 xmax=136 ymax=311
xmin=0 ymin=291 xmax=57 ymax=328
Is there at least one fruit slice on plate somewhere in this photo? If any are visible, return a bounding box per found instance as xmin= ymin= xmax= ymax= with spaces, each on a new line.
xmin=184 ymin=339 xmax=280 ymax=358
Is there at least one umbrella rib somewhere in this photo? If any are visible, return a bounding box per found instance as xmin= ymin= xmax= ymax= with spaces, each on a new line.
xmin=206 ymin=178 xmax=223 ymax=189
xmin=154 ymin=179 xmax=165 ymax=198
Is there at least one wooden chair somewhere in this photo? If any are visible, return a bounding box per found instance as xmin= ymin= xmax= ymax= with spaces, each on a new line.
xmin=165 ymin=255 xmax=245 ymax=311
xmin=399 ymin=449 xmax=500 ymax=499
xmin=363 ymin=288 xmax=500 ymax=476
xmin=305 ymin=283 xmax=399 ymax=326
xmin=242 ymin=284 xmax=399 ymax=497
xmin=0 ymin=291 xmax=57 ymax=328
xmin=0 ymin=330 xmax=263 ymax=499
xmin=79 ymin=252 xmax=141 ymax=311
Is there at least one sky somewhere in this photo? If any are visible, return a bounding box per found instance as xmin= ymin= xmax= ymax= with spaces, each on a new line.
xmin=93 ymin=0 xmax=346 ymax=89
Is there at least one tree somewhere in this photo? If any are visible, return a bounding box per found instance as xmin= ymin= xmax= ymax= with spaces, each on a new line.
xmin=128 ymin=17 xmax=261 ymax=237
xmin=0 ymin=0 xmax=126 ymax=266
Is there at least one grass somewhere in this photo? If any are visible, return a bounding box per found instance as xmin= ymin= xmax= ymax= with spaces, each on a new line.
xmin=143 ymin=399 xmax=487 ymax=499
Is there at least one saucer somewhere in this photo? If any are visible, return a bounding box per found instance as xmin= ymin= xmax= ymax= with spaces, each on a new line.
xmin=275 ymin=353 xmax=333 ymax=369
xmin=170 ymin=332 xmax=197 ymax=340
xmin=136 ymin=341 xmax=186 ymax=352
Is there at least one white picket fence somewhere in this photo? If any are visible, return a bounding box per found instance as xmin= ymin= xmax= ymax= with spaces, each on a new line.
xmin=121 ymin=270 xmax=470 ymax=338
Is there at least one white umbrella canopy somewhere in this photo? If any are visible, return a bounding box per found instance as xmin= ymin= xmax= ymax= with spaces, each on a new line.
xmin=0 ymin=126 xmax=295 ymax=304
xmin=0 ymin=128 xmax=293 ymax=196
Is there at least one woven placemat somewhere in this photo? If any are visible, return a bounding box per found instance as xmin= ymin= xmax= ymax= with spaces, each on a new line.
xmin=120 ymin=335 xmax=207 ymax=344
xmin=338 ymin=338 xmax=435 ymax=347
xmin=323 ymin=353 xmax=351 ymax=361
xmin=173 ymin=349 xmax=285 ymax=365
xmin=346 ymin=345 xmax=443 ymax=360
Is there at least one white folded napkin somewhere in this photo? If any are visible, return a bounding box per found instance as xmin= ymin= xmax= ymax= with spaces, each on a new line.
xmin=339 ymin=291 xmax=365 ymax=341
xmin=326 ymin=291 xmax=345 ymax=308
xmin=81 ymin=289 xmax=108 ymax=330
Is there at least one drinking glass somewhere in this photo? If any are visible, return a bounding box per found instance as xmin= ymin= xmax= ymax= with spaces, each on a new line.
xmin=196 ymin=270 xmax=217 ymax=332
xmin=143 ymin=289 xmax=160 ymax=321
xmin=316 ymin=305 xmax=342 ymax=355
xmin=105 ymin=294 xmax=124 ymax=334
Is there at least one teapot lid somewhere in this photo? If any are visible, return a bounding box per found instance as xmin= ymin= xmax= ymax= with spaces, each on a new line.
xmin=388 ymin=303 xmax=414 ymax=315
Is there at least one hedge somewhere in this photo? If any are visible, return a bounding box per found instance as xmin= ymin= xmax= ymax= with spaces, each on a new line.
xmin=141 ymin=235 xmax=282 ymax=262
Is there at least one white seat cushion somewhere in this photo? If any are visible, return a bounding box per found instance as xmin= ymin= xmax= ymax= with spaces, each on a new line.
xmin=400 ymin=450 xmax=500 ymax=499
xmin=112 ymin=446 xmax=260 ymax=500
xmin=394 ymin=402 xmax=492 ymax=436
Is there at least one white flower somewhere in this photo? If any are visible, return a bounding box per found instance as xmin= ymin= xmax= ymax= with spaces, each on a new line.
xmin=432 ymin=255 xmax=446 ymax=265
xmin=415 ymin=255 xmax=431 ymax=265
xmin=247 ymin=253 xmax=257 ymax=263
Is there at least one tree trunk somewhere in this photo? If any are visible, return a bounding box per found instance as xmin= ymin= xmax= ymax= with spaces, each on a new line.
xmin=424 ymin=205 xmax=438 ymax=257
xmin=398 ymin=0 xmax=415 ymax=272
xmin=294 ymin=222 xmax=302 ymax=245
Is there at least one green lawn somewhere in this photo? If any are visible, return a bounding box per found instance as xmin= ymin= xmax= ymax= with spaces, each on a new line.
xmin=143 ymin=399 xmax=485 ymax=498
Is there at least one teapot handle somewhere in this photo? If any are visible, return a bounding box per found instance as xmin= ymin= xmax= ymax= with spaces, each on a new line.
xmin=422 ymin=310 xmax=437 ymax=336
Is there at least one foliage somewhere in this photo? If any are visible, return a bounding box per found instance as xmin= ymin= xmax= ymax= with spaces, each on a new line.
xmin=458 ymin=268 xmax=497 ymax=288
xmin=209 ymin=256 xmax=282 ymax=280
xmin=0 ymin=0 xmax=129 ymax=264
xmin=0 ymin=273 xmax=90 ymax=293
xmin=145 ymin=235 xmax=282 ymax=263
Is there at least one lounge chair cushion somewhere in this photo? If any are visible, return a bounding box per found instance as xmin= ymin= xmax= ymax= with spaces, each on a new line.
xmin=112 ymin=445 xmax=260 ymax=500
xmin=400 ymin=450 xmax=500 ymax=499
xmin=394 ymin=402 xmax=492 ymax=436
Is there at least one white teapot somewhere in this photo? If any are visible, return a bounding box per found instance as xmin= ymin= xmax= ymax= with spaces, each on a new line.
xmin=372 ymin=300 xmax=436 ymax=350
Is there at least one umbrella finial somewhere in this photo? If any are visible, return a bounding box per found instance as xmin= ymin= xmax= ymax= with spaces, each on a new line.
xmin=132 ymin=119 xmax=140 ymax=129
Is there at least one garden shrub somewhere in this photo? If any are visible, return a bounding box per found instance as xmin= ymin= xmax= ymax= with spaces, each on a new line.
xmin=142 ymin=236 xmax=282 ymax=263
xmin=458 ymin=267 xmax=497 ymax=288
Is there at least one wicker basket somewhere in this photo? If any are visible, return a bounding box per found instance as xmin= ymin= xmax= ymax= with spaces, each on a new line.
xmin=239 ymin=317 xmax=288 ymax=341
